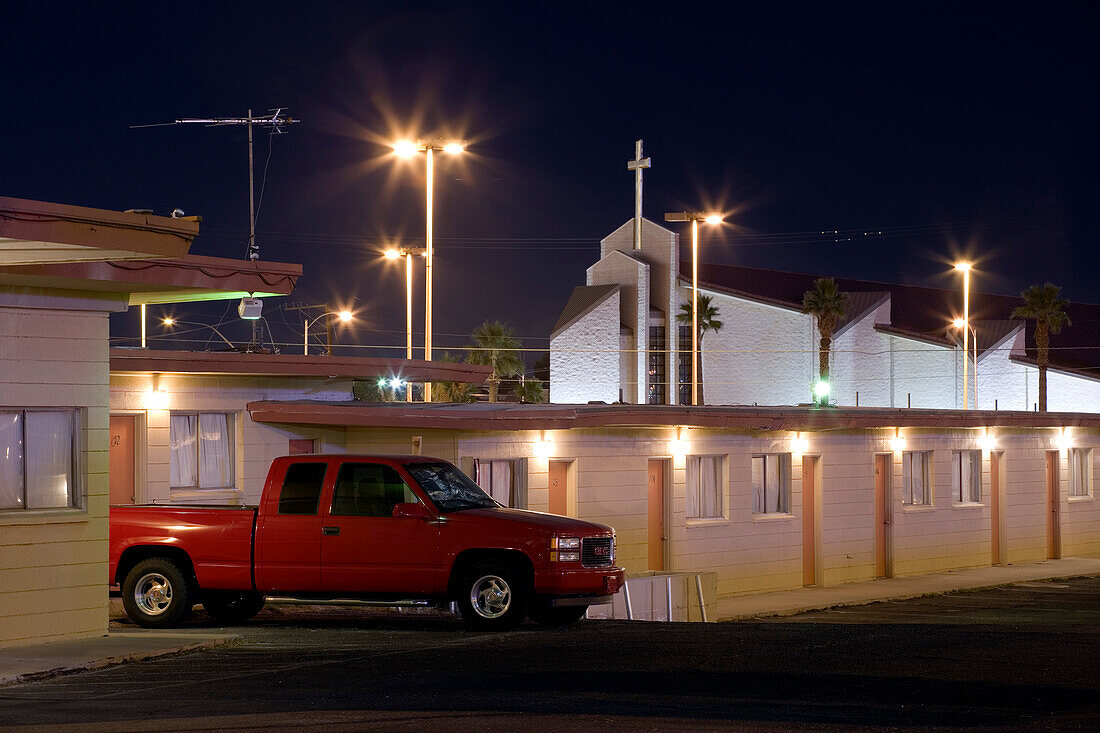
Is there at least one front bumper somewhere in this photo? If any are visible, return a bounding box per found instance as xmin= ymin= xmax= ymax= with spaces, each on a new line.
xmin=533 ymin=566 xmax=625 ymax=597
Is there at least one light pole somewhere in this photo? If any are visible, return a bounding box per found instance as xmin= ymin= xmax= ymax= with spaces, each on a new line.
xmin=303 ymin=311 xmax=353 ymax=356
xmin=392 ymin=138 xmax=467 ymax=402
xmin=953 ymin=318 xmax=978 ymax=410
xmin=665 ymin=211 xmax=723 ymax=405
xmin=385 ymin=247 xmax=427 ymax=401
xmin=954 ymin=262 xmax=972 ymax=409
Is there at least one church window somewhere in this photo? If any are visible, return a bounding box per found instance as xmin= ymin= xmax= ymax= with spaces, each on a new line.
xmin=677 ymin=325 xmax=692 ymax=405
xmin=648 ymin=325 xmax=666 ymax=404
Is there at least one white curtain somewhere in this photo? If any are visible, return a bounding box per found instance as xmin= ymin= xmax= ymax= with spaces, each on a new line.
xmin=753 ymin=455 xmax=789 ymax=514
xmin=198 ymin=413 xmax=231 ymax=488
xmin=25 ymin=411 xmax=72 ymax=509
xmin=169 ymin=414 xmax=197 ymax=488
xmin=688 ymin=456 xmax=721 ymax=518
xmin=0 ymin=412 xmax=24 ymax=508
xmin=476 ymin=459 xmax=513 ymax=506
xmin=905 ymin=452 xmax=928 ymax=505
xmin=1071 ymin=449 xmax=1090 ymax=496
xmin=955 ymin=451 xmax=979 ymax=503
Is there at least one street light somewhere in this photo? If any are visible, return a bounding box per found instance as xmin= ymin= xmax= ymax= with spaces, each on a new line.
xmin=954 ymin=261 xmax=972 ymax=409
xmin=953 ymin=318 xmax=978 ymax=410
xmin=391 ymin=137 xmax=467 ymax=402
xmin=161 ymin=318 xmax=237 ymax=350
xmin=665 ymin=211 xmax=724 ymax=405
xmin=384 ymin=246 xmax=427 ymax=401
xmin=303 ymin=310 xmax=353 ymax=356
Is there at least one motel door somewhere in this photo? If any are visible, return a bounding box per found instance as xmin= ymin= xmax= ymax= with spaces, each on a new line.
xmin=874 ymin=454 xmax=893 ymax=578
xmin=801 ymin=455 xmax=818 ymax=586
xmin=1046 ymin=451 xmax=1062 ymax=559
xmin=990 ymin=451 xmax=1004 ymax=565
xmin=549 ymin=460 xmax=570 ymax=516
xmin=109 ymin=415 xmax=137 ymax=505
xmin=648 ymin=459 xmax=667 ymax=571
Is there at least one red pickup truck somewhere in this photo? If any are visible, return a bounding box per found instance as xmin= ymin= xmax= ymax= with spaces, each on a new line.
xmin=110 ymin=455 xmax=623 ymax=630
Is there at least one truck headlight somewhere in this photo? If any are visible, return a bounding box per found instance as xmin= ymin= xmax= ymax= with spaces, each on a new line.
xmin=552 ymin=537 xmax=581 ymax=550
xmin=556 ymin=551 xmax=581 ymax=562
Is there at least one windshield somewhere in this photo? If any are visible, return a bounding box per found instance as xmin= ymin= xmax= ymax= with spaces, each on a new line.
xmin=406 ymin=462 xmax=499 ymax=512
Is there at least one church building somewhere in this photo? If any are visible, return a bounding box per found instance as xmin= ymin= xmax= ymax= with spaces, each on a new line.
xmin=550 ymin=218 xmax=1100 ymax=412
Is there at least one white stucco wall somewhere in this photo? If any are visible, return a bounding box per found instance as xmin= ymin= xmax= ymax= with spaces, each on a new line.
xmin=588 ymin=251 xmax=649 ymax=404
xmin=549 ymin=291 xmax=621 ymax=404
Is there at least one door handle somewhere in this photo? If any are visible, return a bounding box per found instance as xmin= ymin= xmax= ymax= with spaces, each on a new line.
xmin=322 ymin=526 xmax=340 ymax=535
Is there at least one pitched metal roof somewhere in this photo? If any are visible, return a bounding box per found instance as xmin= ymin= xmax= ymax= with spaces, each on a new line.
xmin=682 ymin=261 xmax=1100 ymax=378
xmin=551 ymin=284 xmax=619 ymax=339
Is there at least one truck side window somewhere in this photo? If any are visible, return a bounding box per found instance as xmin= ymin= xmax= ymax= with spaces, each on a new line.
xmin=331 ymin=463 xmax=417 ymax=517
xmin=277 ymin=462 xmax=328 ymax=515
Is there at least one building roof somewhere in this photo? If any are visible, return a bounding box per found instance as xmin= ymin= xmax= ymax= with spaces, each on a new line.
xmin=246 ymin=400 xmax=1100 ymax=431
xmin=110 ymin=349 xmax=494 ymax=383
xmin=0 ymin=196 xmax=197 ymax=265
xmin=0 ymin=253 xmax=300 ymax=304
xmin=550 ymin=284 xmax=619 ymax=339
xmin=684 ymin=261 xmax=1100 ymax=377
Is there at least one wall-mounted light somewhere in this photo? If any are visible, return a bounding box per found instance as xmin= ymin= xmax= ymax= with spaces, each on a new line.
xmin=534 ymin=431 xmax=553 ymax=459
xmin=669 ymin=426 xmax=689 ymax=459
xmin=1055 ymin=427 xmax=1071 ymax=453
xmin=791 ymin=435 xmax=809 ymax=454
xmin=144 ymin=387 xmax=169 ymax=411
xmin=890 ymin=428 xmax=906 ymax=453
xmin=979 ymin=430 xmax=996 ymax=452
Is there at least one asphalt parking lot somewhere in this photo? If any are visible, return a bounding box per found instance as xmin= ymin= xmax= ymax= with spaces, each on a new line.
xmin=1 ymin=577 xmax=1098 ymax=732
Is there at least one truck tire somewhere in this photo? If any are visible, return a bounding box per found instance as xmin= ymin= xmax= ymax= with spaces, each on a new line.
xmin=121 ymin=557 xmax=194 ymax=628
xmin=457 ymin=562 xmax=527 ymax=631
xmin=202 ymin=591 xmax=265 ymax=625
xmin=528 ymin=602 xmax=588 ymax=627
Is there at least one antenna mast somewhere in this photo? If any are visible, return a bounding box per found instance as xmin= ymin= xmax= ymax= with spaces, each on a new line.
xmin=135 ymin=108 xmax=298 ymax=350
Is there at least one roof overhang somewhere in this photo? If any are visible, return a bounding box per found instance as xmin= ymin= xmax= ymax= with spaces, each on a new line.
xmin=112 ymin=349 xmax=493 ymax=383
xmin=244 ymin=401 xmax=1100 ymax=431
xmin=0 ymin=253 xmax=300 ymax=305
xmin=0 ymin=196 xmax=198 ymax=265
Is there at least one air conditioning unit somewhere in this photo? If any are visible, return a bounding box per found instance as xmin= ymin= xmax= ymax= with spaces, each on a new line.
xmin=238 ymin=297 xmax=263 ymax=320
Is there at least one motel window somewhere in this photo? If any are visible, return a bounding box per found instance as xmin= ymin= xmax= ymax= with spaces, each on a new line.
xmin=687 ymin=455 xmax=724 ymax=519
xmin=751 ymin=454 xmax=791 ymax=515
xmin=0 ymin=409 xmax=80 ymax=511
xmin=903 ymin=451 xmax=933 ymax=506
xmin=1070 ymin=448 xmax=1092 ymax=497
xmin=473 ymin=458 xmax=528 ymax=509
xmin=952 ymin=450 xmax=982 ymax=503
xmin=170 ymin=412 xmax=234 ymax=490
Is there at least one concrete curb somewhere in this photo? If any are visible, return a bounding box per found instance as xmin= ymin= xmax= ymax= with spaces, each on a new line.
xmin=0 ymin=633 xmax=241 ymax=687
xmin=716 ymin=561 xmax=1100 ymax=622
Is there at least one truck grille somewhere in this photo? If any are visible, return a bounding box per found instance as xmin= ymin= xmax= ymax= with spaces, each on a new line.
xmin=582 ymin=537 xmax=614 ymax=567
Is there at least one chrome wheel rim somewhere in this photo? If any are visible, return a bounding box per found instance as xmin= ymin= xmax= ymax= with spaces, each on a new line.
xmin=470 ymin=574 xmax=511 ymax=619
xmin=134 ymin=572 xmax=173 ymax=616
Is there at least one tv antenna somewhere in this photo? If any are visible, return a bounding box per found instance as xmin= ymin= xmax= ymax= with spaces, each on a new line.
xmin=132 ymin=108 xmax=298 ymax=261
xmin=133 ymin=108 xmax=298 ymax=350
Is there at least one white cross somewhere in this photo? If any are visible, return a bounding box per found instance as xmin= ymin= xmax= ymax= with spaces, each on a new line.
xmin=627 ymin=139 xmax=651 ymax=250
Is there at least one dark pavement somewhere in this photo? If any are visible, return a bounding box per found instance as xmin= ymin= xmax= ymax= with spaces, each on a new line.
xmin=1 ymin=577 xmax=1098 ymax=731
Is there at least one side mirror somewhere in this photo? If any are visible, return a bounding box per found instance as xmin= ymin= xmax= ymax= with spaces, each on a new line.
xmin=392 ymin=502 xmax=431 ymax=520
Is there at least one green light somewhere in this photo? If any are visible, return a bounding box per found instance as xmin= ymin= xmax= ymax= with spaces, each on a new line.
xmin=813 ymin=380 xmax=830 ymax=403
xmin=377 ymin=378 xmax=387 ymax=388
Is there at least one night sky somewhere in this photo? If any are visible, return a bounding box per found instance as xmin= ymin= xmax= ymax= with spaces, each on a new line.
xmin=3 ymin=2 xmax=1096 ymax=367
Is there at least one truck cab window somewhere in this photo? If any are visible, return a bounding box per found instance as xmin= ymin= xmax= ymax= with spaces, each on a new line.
xmin=331 ymin=463 xmax=417 ymax=517
xmin=277 ymin=462 xmax=328 ymax=515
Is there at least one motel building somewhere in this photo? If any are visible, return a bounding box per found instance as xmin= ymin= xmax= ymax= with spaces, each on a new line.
xmin=3 ymin=199 xmax=1100 ymax=646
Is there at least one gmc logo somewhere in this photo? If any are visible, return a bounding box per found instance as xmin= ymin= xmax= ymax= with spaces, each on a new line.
xmin=593 ymin=546 xmax=609 ymax=556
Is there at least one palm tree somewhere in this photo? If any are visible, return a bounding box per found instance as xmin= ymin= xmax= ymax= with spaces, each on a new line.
xmin=1012 ymin=283 xmax=1071 ymax=412
xmin=515 ymin=376 xmax=546 ymax=404
xmin=433 ymin=351 xmax=477 ymax=403
xmin=801 ymin=278 xmax=848 ymax=397
xmin=676 ymin=294 xmax=723 ymax=404
xmin=467 ymin=321 xmax=523 ymax=403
